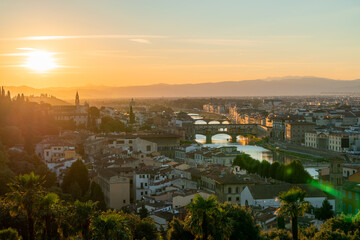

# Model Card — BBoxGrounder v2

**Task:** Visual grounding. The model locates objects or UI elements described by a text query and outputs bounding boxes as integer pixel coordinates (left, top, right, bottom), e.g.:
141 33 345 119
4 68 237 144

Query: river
189 113 321 178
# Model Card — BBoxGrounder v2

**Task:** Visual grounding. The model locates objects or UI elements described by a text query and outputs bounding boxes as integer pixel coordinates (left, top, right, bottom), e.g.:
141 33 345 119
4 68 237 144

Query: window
356 193 359 201
236 197 240 201
141 192 143 195
228 197 232 202
146 145 151 151
145 191 148 195
228 187 232 194
348 191 352 199
123 200 126 203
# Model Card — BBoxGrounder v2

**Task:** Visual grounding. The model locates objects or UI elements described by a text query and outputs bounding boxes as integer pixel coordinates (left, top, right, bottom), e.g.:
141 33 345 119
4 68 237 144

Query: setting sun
24 50 58 73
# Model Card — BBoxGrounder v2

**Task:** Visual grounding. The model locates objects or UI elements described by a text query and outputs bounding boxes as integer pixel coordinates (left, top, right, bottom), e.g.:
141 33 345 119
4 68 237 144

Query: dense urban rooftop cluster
0 89 360 239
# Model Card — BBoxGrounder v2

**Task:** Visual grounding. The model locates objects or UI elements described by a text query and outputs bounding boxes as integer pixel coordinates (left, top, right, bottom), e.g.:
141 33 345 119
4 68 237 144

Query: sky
0 0 359 88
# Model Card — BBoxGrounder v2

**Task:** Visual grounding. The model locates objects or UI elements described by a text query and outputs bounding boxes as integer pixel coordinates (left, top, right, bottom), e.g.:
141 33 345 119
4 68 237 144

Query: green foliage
139 125 152 131
233 153 312 183
0 91 58 148
261 229 293 240
36 192 61 239
71 200 98 239
5 150 57 189
129 106 136 124
0 228 20 240
185 194 259 240
313 229 350 240
61 160 89 199
0 200 28 239
0 168 14 195
315 199 334 221
0 126 23 147
89 182 106 210
138 205 149 219
2 172 360 240
277 187 309 240
100 116 130 132
148 105 173 113
185 195 228 239
125 214 159 240
88 106 100 130
90 210 131 240
300 224 318 240
222 203 261 240
5 172 45 240
168 218 194 240
318 213 360 237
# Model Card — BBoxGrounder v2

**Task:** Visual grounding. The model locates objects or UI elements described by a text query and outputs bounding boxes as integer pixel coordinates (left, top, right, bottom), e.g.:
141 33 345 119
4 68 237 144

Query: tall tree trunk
82 221 90 240
291 215 298 240
45 216 52 240
28 215 35 240
202 213 208 240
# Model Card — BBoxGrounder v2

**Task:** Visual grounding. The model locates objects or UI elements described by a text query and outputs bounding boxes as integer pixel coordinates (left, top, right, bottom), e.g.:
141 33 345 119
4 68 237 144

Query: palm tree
37 192 61 240
90 210 131 240
277 187 309 240
72 200 97 240
185 194 223 240
5 172 45 240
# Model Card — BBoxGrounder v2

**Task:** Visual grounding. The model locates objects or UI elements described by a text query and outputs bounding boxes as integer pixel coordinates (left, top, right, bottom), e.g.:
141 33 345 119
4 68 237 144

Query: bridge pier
230 135 237 143
206 134 212 144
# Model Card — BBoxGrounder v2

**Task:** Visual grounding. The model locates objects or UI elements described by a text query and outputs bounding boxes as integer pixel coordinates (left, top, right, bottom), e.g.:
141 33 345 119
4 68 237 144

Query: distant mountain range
3 77 360 99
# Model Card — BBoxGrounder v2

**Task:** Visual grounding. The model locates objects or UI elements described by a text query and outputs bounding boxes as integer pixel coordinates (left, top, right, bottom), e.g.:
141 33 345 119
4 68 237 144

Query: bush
0 228 20 240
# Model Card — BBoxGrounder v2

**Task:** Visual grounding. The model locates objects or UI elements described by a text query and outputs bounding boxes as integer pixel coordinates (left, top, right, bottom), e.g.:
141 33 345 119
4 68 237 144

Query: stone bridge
192 123 258 143
193 119 231 124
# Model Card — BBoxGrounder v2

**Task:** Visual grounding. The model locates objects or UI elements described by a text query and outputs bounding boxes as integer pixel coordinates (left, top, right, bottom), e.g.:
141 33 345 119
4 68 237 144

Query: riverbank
248 138 329 163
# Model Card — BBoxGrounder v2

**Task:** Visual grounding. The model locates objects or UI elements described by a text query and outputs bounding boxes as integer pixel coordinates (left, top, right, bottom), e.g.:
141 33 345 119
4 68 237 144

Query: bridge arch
193 123 258 144
208 120 221 124
194 119 207 124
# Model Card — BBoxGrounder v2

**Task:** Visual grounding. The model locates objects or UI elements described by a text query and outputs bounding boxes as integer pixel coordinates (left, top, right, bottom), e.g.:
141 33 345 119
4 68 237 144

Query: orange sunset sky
0 0 360 88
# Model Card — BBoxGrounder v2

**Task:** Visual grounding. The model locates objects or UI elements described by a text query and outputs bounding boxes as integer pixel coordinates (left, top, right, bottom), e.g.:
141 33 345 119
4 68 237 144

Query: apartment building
285 122 316 144
97 168 131 209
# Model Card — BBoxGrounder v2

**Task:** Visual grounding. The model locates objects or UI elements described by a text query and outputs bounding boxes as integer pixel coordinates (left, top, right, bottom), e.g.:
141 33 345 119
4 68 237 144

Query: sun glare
24 50 58 72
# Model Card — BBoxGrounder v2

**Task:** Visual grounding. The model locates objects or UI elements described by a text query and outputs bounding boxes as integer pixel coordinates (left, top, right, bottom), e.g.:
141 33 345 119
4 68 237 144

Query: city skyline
1 0 360 88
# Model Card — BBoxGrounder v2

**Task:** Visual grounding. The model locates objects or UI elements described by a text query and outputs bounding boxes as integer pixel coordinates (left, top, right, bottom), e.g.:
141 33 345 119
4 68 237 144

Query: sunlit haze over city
0 1 360 240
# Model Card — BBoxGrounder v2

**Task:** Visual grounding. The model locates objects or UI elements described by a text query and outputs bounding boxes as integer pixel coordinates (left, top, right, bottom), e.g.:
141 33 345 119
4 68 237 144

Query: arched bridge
192 123 258 143
193 119 231 125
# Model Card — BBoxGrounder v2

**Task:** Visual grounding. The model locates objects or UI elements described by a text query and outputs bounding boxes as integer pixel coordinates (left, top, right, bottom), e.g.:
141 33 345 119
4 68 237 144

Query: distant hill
26 94 70 105
4 76 360 99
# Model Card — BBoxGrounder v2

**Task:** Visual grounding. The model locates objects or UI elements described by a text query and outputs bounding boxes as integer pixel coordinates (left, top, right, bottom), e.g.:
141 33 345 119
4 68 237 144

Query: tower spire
75 91 80 106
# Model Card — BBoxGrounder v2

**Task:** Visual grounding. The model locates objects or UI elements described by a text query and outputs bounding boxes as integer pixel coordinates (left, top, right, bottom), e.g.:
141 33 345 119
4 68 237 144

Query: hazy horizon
1 0 360 88
2 75 360 89
3 76 360 99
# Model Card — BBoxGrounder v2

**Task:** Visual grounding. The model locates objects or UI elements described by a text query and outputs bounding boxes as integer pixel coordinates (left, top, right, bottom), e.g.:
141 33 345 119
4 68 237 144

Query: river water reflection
190 113 272 162
189 113 320 178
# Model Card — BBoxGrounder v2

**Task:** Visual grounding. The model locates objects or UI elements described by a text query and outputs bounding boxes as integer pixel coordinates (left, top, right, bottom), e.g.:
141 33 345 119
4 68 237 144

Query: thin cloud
1 34 168 41
179 38 261 46
148 64 267 69
0 48 59 56
130 39 151 44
